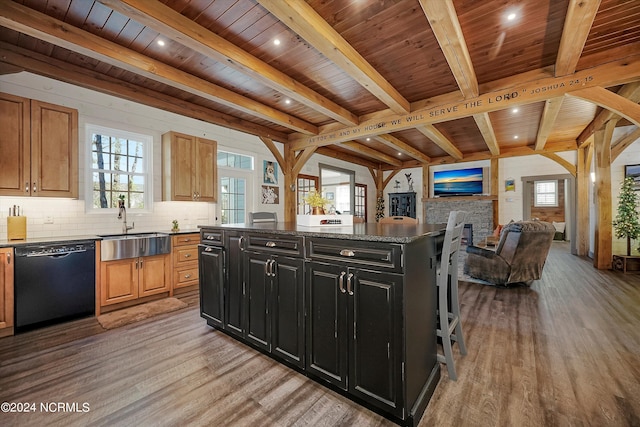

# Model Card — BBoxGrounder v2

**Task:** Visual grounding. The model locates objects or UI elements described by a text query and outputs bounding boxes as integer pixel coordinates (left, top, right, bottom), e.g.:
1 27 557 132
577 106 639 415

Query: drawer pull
183 238 191 242
184 253 192 258
204 247 213 252
184 274 192 279
206 235 216 240
340 249 355 257
266 241 277 248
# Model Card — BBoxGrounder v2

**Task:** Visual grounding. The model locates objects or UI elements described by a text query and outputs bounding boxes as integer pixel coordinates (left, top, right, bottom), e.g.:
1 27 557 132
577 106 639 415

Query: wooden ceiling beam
0 41 289 142
535 96 565 151
419 0 478 98
289 56 640 150
257 0 410 114
577 81 640 146
416 124 463 160
259 137 286 174
98 0 358 127
0 1 317 135
373 134 431 164
555 0 601 76
341 142 403 167
539 152 577 176
611 127 640 162
315 147 380 170
567 86 640 129
472 113 500 155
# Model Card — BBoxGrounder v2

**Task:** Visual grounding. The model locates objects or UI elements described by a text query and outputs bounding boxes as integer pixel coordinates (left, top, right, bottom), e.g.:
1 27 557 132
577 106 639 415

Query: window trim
85 123 153 214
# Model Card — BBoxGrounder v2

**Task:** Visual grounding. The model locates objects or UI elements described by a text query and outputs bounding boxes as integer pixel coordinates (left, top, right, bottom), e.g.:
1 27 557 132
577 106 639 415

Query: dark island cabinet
244 251 305 367
224 231 244 338
306 261 403 417
198 244 224 328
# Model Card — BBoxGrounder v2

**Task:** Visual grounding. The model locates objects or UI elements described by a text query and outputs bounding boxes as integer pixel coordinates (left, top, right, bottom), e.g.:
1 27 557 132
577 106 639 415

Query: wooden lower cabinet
172 233 200 290
0 248 14 337
100 254 170 306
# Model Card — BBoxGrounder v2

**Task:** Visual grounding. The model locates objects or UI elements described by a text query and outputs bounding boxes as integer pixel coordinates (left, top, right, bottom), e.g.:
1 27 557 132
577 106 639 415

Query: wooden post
593 120 615 269
576 146 590 256
283 146 296 223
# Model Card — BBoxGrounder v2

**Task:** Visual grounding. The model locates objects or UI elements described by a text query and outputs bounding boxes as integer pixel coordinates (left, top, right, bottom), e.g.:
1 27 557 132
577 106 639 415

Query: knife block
7 216 27 240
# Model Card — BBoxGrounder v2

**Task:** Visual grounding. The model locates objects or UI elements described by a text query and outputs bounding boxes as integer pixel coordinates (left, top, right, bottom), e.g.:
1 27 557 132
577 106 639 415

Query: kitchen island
198 222 445 426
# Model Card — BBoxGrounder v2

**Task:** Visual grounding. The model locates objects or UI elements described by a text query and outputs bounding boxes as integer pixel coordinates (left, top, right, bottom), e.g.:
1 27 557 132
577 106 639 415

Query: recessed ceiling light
512 108 519 113
366 138 371 141
507 12 517 21
398 152 402 156
284 99 291 104
514 135 519 139
157 40 165 46
273 39 281 46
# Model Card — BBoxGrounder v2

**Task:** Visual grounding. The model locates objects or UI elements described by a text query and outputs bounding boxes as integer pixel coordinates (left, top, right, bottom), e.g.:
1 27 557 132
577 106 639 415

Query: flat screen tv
433 167 483 196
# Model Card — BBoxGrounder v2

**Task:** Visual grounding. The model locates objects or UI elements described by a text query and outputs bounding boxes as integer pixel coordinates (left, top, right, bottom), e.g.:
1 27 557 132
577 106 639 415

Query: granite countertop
0 228 208 248
200 222 446 243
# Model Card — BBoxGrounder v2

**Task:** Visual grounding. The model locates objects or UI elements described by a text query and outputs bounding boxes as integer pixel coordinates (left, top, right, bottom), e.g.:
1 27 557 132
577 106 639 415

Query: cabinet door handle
266 241 277 248
25 181 30 193
340 249 355 257
264 259 270 276
139 259 143 268
270 259 276 277
346 273 354 296
193 192 197 200
338 271 346 293
135 260 138 269
6 253 10 264
32 182 37 192
238 236 245 251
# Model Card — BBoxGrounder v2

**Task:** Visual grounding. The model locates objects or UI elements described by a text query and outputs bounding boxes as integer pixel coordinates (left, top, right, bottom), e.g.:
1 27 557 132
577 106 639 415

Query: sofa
463 220 556 286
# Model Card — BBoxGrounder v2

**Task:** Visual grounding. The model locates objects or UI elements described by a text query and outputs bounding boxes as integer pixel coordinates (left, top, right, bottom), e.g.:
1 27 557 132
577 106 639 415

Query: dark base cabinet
198 225 443 427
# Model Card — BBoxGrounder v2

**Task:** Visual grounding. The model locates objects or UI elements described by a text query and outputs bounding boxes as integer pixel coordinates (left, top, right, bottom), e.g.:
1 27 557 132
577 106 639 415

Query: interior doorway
522 174 576 254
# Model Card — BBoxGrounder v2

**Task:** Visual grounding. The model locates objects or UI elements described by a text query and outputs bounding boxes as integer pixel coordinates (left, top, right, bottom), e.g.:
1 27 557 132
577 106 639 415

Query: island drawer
201 230 224 246
306 238 403 272
244 233 304 257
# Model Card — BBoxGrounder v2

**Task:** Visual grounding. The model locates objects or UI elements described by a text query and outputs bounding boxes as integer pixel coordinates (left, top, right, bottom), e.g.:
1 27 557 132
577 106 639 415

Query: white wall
0 72 375 239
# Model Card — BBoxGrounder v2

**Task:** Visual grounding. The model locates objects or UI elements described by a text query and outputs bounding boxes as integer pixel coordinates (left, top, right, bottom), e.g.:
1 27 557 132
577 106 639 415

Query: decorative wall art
625 164 640 191
505 178 516 192
261 185 279 204
263 160 278 185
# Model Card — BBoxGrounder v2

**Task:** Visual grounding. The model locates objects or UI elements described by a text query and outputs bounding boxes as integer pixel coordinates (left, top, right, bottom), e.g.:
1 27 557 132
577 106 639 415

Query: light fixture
591 172 596 183
514 135 519 139
512 107 519 113
157 40 165 46
507 12 517 21
273 39 281 46
366 137 371 141
284 99 291 104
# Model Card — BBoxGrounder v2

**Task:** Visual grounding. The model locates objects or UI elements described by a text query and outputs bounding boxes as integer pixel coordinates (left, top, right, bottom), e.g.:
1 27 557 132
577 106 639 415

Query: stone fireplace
425 199 495 245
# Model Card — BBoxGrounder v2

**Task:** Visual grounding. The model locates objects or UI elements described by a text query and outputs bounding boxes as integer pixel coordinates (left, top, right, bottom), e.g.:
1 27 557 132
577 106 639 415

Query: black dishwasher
14 240 95 331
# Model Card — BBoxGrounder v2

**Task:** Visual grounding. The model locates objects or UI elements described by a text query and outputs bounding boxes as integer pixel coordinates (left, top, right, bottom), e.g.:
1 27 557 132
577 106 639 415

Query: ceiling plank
611 127 640 162
289 56 640 150
257 0 410 114
416 124 463 160
419 0 478 98
472 113 500 155
535 96 565 151
555 0 601 76
0 41 289 141
567 86 640 128
98 0 358 126
0 1 318 135
373 134 431 163
341 142 403 167
577 81 640 146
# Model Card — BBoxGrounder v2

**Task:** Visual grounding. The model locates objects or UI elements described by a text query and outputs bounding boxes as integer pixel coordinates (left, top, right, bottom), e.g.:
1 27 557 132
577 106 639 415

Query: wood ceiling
1 0 639 171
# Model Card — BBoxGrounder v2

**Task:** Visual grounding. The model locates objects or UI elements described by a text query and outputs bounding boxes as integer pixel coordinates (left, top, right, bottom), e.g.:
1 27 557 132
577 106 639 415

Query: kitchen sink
99 232 171 261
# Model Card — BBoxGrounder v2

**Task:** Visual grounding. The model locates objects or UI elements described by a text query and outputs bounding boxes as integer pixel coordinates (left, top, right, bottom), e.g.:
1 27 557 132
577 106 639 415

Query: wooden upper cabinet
162 131 217 202
0 93 78 198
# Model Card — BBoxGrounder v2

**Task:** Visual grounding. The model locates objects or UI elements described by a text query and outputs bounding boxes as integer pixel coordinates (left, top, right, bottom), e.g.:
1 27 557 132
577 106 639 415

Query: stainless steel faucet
118 201 134 234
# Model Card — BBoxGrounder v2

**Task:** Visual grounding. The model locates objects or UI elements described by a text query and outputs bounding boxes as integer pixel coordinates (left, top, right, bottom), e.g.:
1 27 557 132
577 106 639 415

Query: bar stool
437 210 468 380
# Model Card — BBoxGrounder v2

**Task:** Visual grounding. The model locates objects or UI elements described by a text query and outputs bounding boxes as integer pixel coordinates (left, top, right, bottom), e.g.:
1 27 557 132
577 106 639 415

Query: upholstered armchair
463 220 556 286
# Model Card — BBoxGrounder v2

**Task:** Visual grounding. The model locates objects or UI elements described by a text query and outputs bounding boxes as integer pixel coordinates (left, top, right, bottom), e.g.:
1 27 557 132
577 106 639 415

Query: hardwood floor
1 243 639 426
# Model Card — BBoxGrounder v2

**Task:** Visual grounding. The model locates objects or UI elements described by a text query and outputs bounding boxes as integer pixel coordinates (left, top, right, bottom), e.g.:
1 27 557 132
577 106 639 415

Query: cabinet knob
184 274 191 279
184 253 191 258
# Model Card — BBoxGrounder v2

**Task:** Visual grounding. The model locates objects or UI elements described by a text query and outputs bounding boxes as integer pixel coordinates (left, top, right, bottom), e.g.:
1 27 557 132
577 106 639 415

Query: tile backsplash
0 196 216 240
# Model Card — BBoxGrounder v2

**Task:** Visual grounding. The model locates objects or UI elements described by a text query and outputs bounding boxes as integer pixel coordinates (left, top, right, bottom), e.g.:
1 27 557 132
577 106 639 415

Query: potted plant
303 190 330 215
171 219 180 232
613 176 640 256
